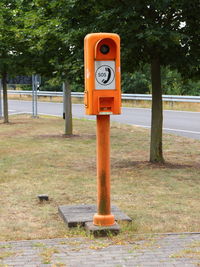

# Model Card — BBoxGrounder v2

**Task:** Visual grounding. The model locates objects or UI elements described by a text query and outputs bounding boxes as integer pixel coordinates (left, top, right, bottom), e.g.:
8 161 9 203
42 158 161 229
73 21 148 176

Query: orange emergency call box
84 33 121 115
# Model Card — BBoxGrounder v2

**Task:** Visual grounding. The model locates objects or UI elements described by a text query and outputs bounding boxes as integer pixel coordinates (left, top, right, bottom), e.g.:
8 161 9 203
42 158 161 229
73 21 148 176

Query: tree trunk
63 80 73 135
0 79 3 119
2 72 9 123
150 57 164 163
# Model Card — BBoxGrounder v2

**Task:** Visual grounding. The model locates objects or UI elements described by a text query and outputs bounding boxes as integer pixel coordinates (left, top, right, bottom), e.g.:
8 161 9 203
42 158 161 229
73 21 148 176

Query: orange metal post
84 33 121 227
93 115 115 226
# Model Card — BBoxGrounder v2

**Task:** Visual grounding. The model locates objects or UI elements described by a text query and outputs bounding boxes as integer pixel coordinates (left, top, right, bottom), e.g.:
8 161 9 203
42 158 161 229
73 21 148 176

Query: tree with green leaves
0 0 31 123
21 0 199 158
76 0 199 162
21 0 89 135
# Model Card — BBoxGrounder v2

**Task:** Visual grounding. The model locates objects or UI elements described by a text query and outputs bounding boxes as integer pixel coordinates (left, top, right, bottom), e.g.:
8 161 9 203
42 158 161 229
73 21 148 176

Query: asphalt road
8 99 200 140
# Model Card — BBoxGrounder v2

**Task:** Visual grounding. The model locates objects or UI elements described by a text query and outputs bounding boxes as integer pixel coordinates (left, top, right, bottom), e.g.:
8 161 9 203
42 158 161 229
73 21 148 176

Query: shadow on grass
36 134 96 139
0 119 31 125
36 134 81 139
113 160 196 170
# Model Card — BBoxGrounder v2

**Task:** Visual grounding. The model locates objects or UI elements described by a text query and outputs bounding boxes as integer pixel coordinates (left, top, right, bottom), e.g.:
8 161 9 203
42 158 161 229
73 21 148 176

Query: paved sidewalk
0 233 200 266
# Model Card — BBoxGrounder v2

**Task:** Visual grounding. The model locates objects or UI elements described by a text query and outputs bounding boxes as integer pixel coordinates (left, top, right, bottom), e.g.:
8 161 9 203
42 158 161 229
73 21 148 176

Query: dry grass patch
40 247 59 264
0 114 200 241
0 251 16 260
170 241 200 263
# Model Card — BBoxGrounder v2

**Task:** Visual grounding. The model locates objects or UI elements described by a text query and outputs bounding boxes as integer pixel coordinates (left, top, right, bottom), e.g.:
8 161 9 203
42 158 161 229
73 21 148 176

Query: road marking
9 112 27 115
164 109 200 114
9 100 200 114
122 107 200 114
9 110 200 136
163 127 200 135
8 101 200 137
123 107 200 114
23 111 200 136
133 124 200 135
35 112 60 117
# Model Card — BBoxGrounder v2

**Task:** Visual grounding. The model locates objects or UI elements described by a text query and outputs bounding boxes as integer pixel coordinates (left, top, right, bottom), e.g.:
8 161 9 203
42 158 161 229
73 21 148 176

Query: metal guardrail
8 90 83 98
7 90 200 103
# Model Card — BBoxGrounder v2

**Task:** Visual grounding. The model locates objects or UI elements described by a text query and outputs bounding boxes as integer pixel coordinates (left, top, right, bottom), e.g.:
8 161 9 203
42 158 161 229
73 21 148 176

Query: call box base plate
85 221 120 237
58 204 132 228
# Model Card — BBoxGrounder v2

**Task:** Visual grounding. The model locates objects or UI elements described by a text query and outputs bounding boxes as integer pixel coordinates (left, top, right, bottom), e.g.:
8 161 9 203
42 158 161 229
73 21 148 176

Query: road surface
7 99 200 140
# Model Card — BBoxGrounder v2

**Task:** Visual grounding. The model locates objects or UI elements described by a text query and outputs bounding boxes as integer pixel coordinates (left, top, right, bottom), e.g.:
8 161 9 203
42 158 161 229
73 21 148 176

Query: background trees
1 0 199 161
75 0 199 162
0 0 32 123
29 0 199 161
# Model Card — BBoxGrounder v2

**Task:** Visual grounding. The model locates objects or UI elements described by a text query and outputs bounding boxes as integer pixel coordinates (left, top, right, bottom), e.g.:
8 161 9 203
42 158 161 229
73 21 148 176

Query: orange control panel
84 33 121 115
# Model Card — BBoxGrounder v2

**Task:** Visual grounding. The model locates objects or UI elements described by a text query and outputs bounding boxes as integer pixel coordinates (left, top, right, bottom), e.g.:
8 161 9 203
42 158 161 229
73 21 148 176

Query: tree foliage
19 0 200 87
87 0 199 162
1 0 199 158
0 0 33 122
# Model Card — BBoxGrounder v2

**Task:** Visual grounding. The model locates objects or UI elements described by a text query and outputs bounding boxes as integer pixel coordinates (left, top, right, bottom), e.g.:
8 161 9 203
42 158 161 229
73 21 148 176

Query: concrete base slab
58 204 132 227
85 221 120 237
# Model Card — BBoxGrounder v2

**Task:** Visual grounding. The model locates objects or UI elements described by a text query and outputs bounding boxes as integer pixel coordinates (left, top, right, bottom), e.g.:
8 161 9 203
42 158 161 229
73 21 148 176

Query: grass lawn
0 115 200 241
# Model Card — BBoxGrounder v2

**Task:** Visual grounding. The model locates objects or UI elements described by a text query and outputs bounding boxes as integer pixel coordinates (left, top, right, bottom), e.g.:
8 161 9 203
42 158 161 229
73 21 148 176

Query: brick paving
0 233 200 266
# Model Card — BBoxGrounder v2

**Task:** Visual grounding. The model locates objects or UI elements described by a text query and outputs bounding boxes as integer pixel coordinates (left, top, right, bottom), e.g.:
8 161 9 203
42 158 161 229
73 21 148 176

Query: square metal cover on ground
58 204 132 227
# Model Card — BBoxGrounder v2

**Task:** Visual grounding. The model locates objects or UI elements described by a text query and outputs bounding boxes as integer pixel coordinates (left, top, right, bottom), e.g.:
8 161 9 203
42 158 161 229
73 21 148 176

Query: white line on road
133 124 200 135
164 127 200 135
9 112 27 115
26 112 200 136
34 112 61 117
123 106 200 114
9 107 200 137
9 100 200 114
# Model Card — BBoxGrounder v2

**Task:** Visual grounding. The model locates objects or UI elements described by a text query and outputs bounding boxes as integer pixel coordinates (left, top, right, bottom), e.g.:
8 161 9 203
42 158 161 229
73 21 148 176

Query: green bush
122 72 150 94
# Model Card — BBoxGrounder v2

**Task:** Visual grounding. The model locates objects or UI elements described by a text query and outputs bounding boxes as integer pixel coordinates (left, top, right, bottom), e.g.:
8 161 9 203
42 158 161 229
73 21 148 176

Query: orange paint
93 115 115 226
84 33 121 226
